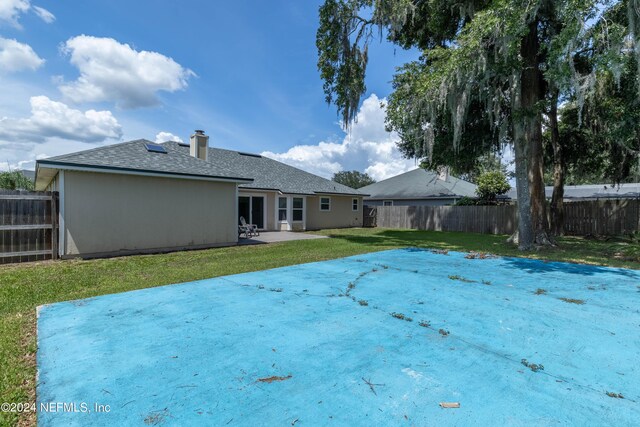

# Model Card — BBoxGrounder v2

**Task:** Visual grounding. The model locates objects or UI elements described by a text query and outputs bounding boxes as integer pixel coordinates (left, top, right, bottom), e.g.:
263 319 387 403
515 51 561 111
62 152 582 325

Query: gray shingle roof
18 169 35 180
360 168 477 200
37 139 252 182
172 142 363 195
506 183 640 200
36 139 365 196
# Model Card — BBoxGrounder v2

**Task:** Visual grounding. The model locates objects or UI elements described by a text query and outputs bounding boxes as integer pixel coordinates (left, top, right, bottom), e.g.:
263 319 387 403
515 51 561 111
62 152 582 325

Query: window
383 200 393 206
292 197 303 221
278 197 287 221
320 197 331 211
352 198 359 211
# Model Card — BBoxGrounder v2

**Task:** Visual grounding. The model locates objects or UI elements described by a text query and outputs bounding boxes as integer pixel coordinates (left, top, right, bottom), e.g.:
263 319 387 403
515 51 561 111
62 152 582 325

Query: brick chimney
190 130 209 161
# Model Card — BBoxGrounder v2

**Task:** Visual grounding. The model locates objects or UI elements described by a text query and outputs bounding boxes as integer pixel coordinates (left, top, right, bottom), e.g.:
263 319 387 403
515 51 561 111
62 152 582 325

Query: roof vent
144 142 167 154
177 141 190 147
238 152 262 158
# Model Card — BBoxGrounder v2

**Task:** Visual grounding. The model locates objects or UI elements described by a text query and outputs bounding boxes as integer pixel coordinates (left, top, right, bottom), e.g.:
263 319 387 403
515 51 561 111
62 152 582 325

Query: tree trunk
548 89 565 236
511 114 534 249
521 19 553 247
510 63 534 250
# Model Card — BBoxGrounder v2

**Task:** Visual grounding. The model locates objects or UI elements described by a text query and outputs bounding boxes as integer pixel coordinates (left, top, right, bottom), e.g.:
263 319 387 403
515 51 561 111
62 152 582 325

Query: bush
454 196 478 206
0 171 34 190
475 171 510 203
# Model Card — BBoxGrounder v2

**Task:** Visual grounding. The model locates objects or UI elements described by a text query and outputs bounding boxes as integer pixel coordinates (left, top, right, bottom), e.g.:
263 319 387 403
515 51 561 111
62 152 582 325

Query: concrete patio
238 231 328 245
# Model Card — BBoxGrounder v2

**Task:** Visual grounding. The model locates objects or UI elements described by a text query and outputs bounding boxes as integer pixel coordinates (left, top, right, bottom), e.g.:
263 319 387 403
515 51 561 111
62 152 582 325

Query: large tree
543 2 640 235
332 170 376 188
317 0 640 250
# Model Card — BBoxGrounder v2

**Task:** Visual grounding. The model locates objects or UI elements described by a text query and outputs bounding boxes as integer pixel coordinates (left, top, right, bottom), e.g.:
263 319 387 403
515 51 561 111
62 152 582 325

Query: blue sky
0 0 420 179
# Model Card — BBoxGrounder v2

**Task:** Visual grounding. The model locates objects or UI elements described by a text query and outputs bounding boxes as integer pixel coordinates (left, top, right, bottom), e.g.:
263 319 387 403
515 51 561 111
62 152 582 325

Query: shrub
475 171 510 204
454 196 477 206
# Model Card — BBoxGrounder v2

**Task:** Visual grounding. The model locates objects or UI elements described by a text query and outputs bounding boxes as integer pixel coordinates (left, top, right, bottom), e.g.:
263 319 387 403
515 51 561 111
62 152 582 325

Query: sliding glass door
238 195 265 229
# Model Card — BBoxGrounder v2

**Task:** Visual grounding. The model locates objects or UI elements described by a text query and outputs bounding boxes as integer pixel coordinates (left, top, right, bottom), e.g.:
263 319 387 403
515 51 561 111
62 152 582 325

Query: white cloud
155 131 183 143
32 5 54 23
0 0 54 27
0 153 47 172
0 37 44 72
261 94 417 181
59 35 195 108
0 95 122 143
0 0 29 27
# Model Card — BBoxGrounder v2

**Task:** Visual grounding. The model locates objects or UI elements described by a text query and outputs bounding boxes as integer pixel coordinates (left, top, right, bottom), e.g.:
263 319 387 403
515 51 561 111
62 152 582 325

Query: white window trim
292 197 304 223
352 198 359 211
274 195 307 231
277 196 288 223
383 200 394 206
319 196 331 212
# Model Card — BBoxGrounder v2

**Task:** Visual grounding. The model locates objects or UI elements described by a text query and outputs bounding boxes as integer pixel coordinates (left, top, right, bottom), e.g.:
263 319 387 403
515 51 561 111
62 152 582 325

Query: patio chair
238 224 252 239
239 216 260 237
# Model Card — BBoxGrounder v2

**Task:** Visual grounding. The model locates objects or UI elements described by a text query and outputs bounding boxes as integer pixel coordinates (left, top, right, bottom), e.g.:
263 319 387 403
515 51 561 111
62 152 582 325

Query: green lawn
1 228 639 426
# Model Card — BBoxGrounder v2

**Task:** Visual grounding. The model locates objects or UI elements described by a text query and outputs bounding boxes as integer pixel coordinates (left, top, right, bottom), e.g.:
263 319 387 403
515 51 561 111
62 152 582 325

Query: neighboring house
35 131 365 258
18 169 36 181
506 183 640 201
360 168 477 207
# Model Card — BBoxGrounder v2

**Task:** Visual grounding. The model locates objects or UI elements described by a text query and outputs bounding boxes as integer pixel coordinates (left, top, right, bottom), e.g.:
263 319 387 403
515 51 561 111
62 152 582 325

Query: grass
1 227 639 426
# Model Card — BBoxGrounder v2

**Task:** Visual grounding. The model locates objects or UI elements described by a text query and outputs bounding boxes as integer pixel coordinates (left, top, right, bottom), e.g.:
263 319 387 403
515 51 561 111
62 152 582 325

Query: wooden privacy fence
0 190 59 264
563 199 640 236
373 204 518 235
370 199 640 236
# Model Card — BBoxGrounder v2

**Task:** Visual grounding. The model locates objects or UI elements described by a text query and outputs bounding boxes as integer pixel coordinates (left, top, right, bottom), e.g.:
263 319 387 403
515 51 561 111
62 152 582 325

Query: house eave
35 160 253 190
313 191 368 197
364 195 462 200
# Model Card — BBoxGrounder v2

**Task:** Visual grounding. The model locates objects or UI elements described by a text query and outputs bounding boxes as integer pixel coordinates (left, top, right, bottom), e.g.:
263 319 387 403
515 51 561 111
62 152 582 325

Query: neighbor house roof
506 183 640 200
360 168 477 200
18 169 35 181
35 139 365 196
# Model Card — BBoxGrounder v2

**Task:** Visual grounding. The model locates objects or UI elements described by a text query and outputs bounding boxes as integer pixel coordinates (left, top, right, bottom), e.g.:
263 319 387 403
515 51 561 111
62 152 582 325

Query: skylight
144 143 167 154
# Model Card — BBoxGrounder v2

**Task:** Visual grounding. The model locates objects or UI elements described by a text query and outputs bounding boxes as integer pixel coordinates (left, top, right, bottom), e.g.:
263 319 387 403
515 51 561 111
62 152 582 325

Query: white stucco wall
62 171 238 257
306 195 363 230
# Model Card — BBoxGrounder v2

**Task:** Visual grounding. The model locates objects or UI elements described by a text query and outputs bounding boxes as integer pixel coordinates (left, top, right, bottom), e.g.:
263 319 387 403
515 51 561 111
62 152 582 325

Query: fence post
51 192 59 260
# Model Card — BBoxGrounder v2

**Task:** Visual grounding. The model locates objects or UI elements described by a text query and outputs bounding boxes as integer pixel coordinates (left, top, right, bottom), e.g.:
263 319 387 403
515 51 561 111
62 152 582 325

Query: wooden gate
363 205 377 227
0 190 59 264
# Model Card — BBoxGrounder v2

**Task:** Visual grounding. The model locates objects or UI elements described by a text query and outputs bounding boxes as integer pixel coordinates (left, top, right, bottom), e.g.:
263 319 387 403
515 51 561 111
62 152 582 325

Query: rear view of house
35 131 365 258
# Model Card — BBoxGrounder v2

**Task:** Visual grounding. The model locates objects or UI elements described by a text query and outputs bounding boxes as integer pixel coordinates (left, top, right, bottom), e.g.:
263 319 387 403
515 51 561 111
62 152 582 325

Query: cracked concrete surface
37 248 640 426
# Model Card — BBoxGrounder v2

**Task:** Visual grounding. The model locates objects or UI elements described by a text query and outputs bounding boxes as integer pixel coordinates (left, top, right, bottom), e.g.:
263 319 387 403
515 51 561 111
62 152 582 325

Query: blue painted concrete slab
37 249 640 426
